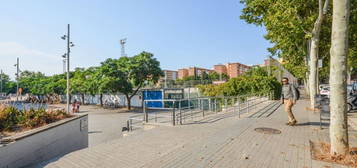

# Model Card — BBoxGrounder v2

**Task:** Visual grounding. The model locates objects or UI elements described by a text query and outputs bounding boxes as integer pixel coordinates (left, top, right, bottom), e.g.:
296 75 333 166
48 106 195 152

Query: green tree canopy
240 0 357 82
98 51 163 109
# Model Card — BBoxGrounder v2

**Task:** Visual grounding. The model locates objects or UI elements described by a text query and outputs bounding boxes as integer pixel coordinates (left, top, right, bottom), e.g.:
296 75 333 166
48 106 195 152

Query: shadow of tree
294 122 329 127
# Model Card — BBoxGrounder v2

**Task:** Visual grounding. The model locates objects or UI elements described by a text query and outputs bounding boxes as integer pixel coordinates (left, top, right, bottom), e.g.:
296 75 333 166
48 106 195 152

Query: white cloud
0 42 63 80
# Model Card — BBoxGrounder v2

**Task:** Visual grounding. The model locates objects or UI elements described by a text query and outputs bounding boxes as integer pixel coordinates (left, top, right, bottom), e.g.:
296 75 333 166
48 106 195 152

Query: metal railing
126 93 274 131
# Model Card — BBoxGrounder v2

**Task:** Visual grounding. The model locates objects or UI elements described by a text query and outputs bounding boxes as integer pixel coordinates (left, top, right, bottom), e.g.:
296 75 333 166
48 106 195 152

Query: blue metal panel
143 90 163 108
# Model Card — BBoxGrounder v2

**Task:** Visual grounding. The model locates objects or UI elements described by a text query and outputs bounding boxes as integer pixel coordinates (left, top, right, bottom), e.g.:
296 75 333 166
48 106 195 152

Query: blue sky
0 0 271 80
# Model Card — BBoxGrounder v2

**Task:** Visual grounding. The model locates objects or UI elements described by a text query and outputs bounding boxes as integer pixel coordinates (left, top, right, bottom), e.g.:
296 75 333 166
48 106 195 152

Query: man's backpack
292 85 300 100
295 88 300 100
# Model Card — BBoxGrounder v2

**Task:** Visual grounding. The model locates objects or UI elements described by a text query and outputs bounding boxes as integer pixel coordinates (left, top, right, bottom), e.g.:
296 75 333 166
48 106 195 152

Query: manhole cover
254 127 281 134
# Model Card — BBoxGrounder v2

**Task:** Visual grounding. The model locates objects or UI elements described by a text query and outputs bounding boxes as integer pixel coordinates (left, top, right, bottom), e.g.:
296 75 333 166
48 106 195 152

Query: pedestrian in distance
76 100 81 112
281 77 298 126
72 99 77 113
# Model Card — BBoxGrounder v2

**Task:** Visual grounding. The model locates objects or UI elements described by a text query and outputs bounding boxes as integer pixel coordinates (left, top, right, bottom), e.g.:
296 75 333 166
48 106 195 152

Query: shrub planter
0 114 88 168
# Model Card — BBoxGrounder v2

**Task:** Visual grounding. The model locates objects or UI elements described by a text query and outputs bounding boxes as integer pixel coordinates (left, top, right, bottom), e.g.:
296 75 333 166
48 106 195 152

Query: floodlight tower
120 38 127 57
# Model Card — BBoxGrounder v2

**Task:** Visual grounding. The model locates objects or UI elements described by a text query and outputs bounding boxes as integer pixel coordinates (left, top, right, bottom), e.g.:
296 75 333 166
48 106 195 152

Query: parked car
319 84 329 91
320 87 330 97
348 84 353 95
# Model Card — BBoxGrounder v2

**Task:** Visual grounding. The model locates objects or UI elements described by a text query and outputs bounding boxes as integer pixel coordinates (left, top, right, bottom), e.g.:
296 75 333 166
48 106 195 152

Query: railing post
202 99 205 117
233 97 235 114
179 100 182 125
214 98 217 113
188 98 191 110
209 98 211 111
172 100 176 126
247 96 250 113
238 96 241 118
225 98 227 112
143 101 148 123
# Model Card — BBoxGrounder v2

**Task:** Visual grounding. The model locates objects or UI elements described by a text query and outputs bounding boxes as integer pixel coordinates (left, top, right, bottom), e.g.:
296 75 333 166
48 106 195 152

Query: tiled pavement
39 100 357 168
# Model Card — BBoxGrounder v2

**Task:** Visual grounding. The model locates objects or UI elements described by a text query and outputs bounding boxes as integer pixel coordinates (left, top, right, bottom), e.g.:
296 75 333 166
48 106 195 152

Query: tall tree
329 0 350 155
99 52 163 110
308 0 330 108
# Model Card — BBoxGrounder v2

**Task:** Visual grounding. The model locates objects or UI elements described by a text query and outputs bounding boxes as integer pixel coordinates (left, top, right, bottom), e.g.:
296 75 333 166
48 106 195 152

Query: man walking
281 77 297 126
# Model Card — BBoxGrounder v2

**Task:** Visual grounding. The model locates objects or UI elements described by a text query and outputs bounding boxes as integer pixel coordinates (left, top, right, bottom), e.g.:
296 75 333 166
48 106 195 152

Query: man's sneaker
290 120 297 126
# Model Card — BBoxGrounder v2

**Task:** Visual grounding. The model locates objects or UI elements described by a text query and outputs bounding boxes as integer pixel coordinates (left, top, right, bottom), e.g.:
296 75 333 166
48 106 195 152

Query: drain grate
254 127 281 134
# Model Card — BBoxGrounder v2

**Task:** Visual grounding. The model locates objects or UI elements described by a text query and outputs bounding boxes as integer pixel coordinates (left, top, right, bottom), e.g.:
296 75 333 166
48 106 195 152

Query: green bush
198 67 282 99
0 105 71 132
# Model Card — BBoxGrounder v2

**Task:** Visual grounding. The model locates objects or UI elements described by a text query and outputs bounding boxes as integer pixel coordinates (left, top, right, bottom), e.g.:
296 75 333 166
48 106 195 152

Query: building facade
178 69 189 79
213 63 251 78
162 70 178 81
177 62 251 80
178 67 212 79
213 64 227 74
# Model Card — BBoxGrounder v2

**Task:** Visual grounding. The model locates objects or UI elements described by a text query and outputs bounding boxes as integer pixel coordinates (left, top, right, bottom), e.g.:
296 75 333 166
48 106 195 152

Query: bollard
130 119 133 131
127 120 130 132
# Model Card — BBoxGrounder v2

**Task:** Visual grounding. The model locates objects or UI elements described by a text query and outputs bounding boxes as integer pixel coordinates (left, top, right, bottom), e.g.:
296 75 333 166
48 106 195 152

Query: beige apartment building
162 70 178 81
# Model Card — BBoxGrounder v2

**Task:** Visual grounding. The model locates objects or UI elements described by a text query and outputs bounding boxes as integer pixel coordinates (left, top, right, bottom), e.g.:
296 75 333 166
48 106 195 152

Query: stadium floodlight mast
120 38 127 57
61 24 75 114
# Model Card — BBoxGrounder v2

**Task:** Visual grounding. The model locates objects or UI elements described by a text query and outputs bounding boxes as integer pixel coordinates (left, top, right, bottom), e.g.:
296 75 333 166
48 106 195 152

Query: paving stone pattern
40 100 357 168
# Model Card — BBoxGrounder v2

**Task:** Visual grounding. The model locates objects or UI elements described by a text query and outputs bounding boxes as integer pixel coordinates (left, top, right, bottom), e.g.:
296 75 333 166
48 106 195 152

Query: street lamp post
61 24 74 114
14 58 20 101
62 54 67 73
0 69 3 94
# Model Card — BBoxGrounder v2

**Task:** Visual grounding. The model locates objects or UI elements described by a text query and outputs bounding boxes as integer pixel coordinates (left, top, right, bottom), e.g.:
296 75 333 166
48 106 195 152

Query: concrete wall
0 115 88 168
62 94 142 107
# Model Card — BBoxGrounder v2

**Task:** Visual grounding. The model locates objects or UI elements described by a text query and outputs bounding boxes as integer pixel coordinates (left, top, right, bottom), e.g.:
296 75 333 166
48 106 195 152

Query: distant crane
120 38 127 57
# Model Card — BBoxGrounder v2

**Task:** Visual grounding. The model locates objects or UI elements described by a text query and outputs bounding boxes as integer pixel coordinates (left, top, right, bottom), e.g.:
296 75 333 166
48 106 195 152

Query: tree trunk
125 94 131 110
100 94 103 107
81 94 85 105
309 0 330 108
347 67 352 84
304 77 310 96
329 0 350 155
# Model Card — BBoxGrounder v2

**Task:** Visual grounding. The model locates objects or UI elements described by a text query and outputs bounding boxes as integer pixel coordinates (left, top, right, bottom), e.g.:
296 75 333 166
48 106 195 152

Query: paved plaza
37 99 357 168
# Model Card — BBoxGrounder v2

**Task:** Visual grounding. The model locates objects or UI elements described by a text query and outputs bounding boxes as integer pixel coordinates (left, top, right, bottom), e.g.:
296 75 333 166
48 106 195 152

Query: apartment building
213 62 251 78
178 69 189 79
178 67 212 79
162 70 178 81
213 64 227 74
